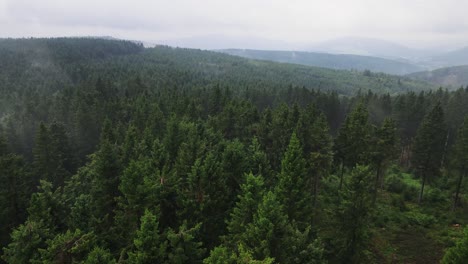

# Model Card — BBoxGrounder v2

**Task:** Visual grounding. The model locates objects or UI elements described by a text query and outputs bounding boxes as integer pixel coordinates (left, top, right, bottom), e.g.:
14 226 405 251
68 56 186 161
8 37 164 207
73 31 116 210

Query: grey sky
1 0 468 49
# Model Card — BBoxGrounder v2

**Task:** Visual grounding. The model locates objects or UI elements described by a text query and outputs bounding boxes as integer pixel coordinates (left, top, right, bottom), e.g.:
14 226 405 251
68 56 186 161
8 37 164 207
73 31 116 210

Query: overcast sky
1 0 468 50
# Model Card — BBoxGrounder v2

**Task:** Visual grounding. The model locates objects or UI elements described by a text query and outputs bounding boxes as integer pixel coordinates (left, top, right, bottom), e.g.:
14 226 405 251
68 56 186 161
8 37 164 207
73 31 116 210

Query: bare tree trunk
339 162 345 190
372 163 381 205
441 131 450 168
453 168 466 211
418 172 426 204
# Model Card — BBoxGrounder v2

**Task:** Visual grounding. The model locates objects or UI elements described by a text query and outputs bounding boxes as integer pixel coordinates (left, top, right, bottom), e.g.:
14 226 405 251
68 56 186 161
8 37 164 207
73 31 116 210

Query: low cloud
2 0 468 49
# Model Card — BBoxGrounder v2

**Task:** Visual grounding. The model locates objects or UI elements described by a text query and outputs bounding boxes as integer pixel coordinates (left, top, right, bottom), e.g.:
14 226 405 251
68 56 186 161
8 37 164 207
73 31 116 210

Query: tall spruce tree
452 115 468 209
275 132 313 226
412 102 446 203
335 102 372 189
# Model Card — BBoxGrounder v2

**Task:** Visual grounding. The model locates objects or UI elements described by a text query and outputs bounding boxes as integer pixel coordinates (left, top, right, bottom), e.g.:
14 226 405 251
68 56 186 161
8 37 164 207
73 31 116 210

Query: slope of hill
407 65 468 88
308 36 434 60
426 46 468 68
219 49 424 75
0 37 434 98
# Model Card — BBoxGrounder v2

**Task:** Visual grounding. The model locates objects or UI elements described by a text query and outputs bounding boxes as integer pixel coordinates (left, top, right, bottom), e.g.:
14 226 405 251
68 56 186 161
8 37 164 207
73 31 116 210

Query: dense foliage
1 38 468 263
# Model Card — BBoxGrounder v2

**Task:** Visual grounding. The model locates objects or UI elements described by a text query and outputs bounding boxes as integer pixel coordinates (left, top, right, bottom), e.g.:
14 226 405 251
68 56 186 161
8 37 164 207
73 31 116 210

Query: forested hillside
219 49 424 75
407 65 468 88
2 38 468 264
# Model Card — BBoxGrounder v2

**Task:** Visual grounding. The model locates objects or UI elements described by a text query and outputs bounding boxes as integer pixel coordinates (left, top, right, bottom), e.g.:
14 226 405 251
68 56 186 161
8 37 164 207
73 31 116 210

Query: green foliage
83 247 116 264
39 229 95 263
275 132 313 224
203 244 274 264
128 209 167 264
442 227 468 264
412 102 446 202
226 173 265 244
2 220 50 264
2 37 468 264
336 165 375 263
166 222 205 264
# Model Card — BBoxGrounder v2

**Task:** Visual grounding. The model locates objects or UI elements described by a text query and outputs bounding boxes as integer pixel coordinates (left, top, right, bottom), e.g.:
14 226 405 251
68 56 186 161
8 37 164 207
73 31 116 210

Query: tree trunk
441 131 450 168
453 168 466 210
418 172 426 204
339 162 345 190
372 163 381 205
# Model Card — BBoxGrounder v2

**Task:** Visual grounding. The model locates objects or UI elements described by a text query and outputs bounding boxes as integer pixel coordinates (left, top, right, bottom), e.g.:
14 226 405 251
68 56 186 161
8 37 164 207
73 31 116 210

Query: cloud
1 0 468 49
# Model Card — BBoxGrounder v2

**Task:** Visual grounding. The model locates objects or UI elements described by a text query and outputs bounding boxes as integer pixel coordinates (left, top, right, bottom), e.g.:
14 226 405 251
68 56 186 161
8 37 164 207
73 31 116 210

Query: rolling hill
218 49 424 75
407 65 468 88
0 37 435 98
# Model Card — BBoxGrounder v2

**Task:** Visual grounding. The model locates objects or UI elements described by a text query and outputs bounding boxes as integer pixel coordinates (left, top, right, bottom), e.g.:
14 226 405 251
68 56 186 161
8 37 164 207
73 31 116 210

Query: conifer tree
275 132 313 225
39 229 95 263
412 103 446 203
371 118 397 202
226 173 265 244
452 115 468 209
128 209 167 264
166 222 205 264
204 244 274 264
2 220 50 263
243 191 290 262
84 247 116 264
335 102 372 189
0 135 30 248
337 165 374 263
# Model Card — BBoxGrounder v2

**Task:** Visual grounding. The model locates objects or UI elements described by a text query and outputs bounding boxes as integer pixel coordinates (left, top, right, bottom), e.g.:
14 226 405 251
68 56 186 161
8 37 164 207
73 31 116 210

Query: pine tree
204 244 274 264
84 247 116 264
335 102 372 189
2 220 50 263
337 165 374 263
32 123 52 185
39 229 95 263
0 135 30 248
452 115 468 209
128 209 167 264
412 103 446 203
226 173 265 244
275 132 313 225
166 222 205 264
243 191 290 262
371 118 397 202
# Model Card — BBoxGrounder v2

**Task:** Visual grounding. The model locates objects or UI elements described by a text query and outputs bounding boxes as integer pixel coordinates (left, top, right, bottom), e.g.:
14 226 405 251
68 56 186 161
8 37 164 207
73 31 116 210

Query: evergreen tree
412 103 446 203
166 222 205 264
335 102 372 189
204 244 274 264
0 135 30 249
2 220 50 263
84 247 116 264
243 191 290 262
128 209 167 264
337 165 374 263
370 118 397 202
275 132 313 225
452 115 468 209
39 229 95 263
226 173 265 244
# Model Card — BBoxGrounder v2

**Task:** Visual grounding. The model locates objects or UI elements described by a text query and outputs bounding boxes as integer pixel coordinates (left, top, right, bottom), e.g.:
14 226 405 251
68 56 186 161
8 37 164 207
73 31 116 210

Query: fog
2 0 468 51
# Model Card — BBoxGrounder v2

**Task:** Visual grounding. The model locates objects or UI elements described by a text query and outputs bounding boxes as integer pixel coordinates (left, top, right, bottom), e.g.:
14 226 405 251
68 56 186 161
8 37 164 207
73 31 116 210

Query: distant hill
425 46 468 68
0 37 434 97
218 49 424 75
407 65 468 88
307 37 435 60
